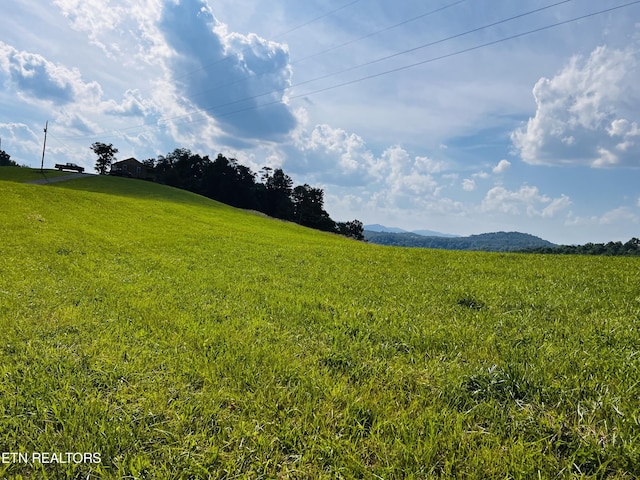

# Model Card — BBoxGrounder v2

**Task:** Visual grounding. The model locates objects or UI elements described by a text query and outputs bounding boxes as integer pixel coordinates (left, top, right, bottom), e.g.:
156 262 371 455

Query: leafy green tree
624 238 640 255
91 142 118 175
142 158 156 169
337 220 365 241
292 184 335 232
0 150 17 167
155 149 211 193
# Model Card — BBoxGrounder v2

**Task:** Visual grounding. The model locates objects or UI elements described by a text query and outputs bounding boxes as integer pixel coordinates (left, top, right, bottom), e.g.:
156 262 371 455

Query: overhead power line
287 1 640 101
288 0 575 92
273 0 362 39
180 0 469 106
54 0 640 143
291 0 468 66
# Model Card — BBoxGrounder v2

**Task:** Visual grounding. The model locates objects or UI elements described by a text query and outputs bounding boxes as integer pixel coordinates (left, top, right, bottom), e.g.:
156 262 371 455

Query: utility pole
40 121 48 172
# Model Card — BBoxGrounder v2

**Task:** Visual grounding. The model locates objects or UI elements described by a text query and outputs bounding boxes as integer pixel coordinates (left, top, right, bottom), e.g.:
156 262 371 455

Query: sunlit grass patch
1 177 639 478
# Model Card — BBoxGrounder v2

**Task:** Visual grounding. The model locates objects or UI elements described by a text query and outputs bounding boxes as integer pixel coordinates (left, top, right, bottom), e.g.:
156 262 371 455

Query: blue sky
1 0 639 244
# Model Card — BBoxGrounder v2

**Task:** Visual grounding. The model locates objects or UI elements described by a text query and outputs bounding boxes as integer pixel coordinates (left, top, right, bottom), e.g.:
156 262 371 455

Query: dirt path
25 173 93 185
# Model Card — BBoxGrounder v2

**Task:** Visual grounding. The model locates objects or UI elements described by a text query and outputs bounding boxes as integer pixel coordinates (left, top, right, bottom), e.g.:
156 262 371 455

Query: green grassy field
1 168 639 479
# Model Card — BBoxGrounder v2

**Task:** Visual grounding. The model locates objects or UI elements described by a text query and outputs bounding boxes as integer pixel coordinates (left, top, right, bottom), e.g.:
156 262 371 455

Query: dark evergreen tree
154 153 179 187
234 164 259 209
264 168 294 220
202 154 237 205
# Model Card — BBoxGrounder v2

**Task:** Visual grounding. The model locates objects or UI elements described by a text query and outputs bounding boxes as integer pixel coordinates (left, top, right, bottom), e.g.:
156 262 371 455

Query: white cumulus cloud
53 0 165 63
462 179 476 191
0 41 102 105
289 122 378 185
0 122 41 159
382 145 440 197
568 207 639 227
159 0 296 140
493 159 511 174
481 185 571 218
511 44 640 168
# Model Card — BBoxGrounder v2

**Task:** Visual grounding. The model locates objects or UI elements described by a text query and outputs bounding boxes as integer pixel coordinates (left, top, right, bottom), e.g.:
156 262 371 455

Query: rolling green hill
1 169 640 478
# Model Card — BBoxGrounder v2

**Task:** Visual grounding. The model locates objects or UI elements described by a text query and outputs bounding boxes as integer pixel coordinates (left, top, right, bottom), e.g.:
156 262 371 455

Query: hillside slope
1 174 639 478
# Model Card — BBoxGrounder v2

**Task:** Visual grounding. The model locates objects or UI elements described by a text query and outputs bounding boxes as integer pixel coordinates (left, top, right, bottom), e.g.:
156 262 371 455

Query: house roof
112 157 142 166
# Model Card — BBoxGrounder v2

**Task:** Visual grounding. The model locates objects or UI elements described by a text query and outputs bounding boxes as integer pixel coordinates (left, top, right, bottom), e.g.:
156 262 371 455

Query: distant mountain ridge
364 224 459 237
364 230 556 252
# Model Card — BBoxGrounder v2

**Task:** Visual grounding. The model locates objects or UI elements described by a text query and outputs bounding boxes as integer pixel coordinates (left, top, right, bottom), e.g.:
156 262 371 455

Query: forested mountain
364 230 556 252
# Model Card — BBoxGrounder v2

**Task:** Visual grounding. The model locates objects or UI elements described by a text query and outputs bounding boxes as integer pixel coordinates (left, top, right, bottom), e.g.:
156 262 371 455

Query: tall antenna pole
40 121 48 172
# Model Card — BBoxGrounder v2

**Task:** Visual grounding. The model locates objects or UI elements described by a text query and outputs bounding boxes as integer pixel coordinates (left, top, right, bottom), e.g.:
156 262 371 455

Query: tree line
519 238 640 256
92 143 364 240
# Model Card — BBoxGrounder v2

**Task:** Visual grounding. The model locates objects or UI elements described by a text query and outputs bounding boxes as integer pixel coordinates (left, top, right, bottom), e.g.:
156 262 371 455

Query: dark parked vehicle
54 162 84 173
